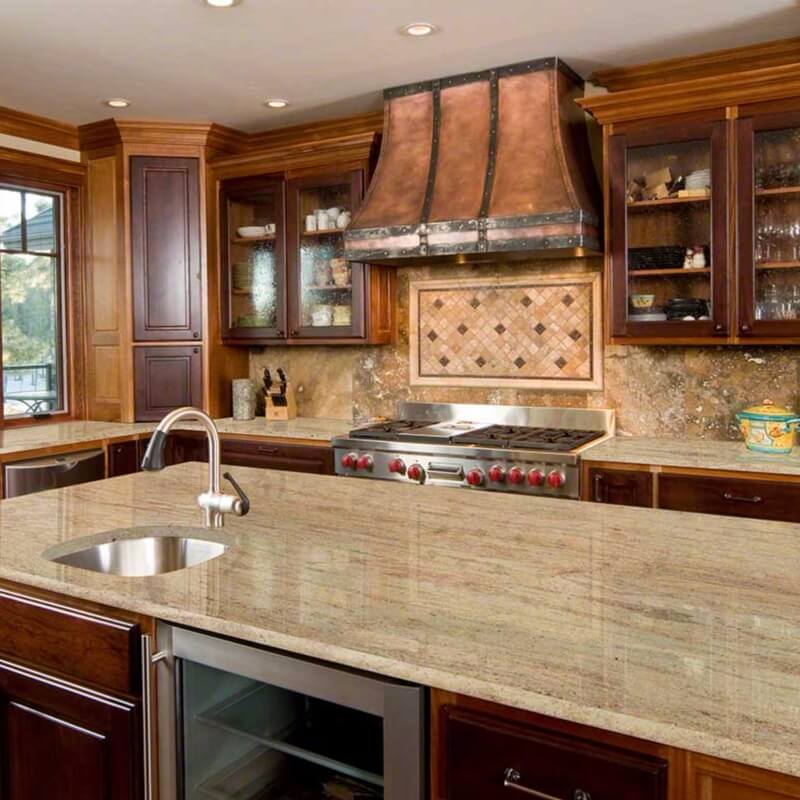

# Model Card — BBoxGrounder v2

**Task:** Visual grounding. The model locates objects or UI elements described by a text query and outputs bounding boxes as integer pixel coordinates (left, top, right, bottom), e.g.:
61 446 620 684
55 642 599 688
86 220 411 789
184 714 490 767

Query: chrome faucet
141 407 250 528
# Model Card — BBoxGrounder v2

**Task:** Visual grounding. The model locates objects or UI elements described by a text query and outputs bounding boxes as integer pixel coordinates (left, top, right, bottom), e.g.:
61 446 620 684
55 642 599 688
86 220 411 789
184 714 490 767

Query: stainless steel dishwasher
4 448 105 498
148 623 425 800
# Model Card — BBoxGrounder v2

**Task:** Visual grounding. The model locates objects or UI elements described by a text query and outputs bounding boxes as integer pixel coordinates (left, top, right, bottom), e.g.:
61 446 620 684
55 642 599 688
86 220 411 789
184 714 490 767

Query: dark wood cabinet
658 473 800 523
108 440 139 477
736 100 800 342
220 438 335 474
133 345 202 421
130 156 202 342
0 659 140 800
433 692 670 800
687 753 800 800
586 466 653 507
608 114 730 344
0 585 146 800
219 167 394 345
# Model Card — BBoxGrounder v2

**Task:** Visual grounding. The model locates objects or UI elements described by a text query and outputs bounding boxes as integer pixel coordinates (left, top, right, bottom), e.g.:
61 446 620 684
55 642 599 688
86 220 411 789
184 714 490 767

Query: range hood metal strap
479 68 499 226
420 78 441 236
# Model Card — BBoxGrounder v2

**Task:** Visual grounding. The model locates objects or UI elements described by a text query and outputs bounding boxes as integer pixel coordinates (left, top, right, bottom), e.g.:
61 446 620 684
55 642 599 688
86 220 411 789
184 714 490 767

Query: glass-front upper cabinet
737 107 800 338
221 177 286 340
286 170 366 340
609 118 729 341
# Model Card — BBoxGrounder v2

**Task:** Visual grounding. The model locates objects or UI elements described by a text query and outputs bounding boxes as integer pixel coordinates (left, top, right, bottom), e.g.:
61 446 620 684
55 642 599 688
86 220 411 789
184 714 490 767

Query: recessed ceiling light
206 0 239 6
265 98 289 109
401 22 437 37
105 98 130 108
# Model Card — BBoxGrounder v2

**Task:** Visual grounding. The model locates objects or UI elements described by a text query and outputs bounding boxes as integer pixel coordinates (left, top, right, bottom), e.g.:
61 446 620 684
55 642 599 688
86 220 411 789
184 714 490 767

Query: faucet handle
223 471 250 516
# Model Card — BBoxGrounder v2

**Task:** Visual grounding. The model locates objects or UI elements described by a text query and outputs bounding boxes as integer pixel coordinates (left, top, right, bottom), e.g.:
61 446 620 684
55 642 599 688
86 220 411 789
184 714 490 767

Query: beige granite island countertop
584 435 800 477
207 416 352 442
0 463 798 777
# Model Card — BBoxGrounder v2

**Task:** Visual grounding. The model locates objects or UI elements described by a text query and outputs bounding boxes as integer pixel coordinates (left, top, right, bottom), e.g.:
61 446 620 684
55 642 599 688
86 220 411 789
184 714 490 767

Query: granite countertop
584 436 800 477
0 417 349 461
0 463 798 777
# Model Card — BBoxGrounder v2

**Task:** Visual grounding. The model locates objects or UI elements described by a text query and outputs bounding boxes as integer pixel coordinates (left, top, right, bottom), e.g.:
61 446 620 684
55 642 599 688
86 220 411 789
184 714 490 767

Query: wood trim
0 104 79 151
686 751 800 799
579 63 800 125
591 37 800 92
247 111 383 152
0 145 84 184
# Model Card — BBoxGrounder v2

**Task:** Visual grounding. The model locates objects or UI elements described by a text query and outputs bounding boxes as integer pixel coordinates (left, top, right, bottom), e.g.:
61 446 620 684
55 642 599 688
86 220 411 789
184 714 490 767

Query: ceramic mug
336 210 352 229
264 223 276 235
315 210 331 230
305 214 317 232
326 206 343 221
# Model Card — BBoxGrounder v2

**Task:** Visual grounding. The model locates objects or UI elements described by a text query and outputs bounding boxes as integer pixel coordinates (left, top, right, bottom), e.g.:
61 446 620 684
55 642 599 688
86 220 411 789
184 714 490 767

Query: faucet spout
140 407 248 528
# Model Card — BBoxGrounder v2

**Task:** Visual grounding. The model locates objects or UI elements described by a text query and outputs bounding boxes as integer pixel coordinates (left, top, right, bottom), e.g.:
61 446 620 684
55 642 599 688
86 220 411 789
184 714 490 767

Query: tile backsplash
249 257 800 440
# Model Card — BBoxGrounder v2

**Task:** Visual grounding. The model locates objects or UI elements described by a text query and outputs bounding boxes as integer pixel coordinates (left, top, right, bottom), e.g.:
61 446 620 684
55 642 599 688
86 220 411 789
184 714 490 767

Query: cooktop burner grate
451 425 605 451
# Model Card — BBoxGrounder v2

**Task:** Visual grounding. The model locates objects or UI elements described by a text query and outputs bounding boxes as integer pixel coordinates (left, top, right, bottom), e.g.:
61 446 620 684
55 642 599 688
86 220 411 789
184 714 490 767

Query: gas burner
452 425 604 452
349 420 437 441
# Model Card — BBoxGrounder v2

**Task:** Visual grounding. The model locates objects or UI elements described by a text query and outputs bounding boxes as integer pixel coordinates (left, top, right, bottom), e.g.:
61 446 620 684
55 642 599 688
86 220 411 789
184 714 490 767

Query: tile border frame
409 272 603 390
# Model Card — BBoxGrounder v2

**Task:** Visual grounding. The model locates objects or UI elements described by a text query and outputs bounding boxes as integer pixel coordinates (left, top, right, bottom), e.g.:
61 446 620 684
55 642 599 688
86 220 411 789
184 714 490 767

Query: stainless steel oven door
153 621 425 800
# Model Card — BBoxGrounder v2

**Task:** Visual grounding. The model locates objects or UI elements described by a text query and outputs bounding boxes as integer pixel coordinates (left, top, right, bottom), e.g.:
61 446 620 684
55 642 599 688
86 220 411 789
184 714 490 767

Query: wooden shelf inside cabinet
304 284 352 291
301 228 344 237
756 260 800 270
627 195 710 209
755 186 800 197
231 235 276 244
629 267 711 276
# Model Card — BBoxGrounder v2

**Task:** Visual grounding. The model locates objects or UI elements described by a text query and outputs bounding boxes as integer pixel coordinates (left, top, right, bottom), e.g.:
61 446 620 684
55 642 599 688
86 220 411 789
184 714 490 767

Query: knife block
265 385 297 421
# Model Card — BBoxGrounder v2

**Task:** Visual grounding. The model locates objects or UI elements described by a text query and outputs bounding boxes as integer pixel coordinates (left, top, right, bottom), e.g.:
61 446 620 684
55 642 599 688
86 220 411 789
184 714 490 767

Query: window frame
0 147 86 429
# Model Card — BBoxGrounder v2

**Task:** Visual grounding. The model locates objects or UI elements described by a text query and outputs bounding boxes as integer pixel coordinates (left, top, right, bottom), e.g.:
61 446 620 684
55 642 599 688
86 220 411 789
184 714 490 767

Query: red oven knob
388 458 406 474
341 453 358 469
488 465 506 483
407 463 424 482
466 468 485 486
547 469 566 489
527 469 544 486
508 466 524 485
356 454 374 471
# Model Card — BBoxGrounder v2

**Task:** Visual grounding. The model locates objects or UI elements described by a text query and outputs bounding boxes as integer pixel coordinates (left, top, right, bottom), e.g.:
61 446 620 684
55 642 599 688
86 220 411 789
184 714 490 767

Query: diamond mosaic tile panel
409 274 602 390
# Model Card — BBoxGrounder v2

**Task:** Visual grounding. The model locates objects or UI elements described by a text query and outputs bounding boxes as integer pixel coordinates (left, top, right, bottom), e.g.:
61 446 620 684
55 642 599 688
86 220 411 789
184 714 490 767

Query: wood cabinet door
285 169 367 341
133 346 202 421
0 659 140 800
736 105 800 341
108 440 138 477
688 754 800 800
587 466 653 507
608 115 729 343
131 156 202 342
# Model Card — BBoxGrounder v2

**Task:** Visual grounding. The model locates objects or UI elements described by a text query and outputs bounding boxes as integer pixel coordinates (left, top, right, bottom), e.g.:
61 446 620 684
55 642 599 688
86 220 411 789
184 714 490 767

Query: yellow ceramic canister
735 400 800 454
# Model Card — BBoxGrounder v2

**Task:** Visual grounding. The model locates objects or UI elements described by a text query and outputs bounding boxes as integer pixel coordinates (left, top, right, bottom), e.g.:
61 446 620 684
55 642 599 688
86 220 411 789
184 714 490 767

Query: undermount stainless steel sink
42 526 231 577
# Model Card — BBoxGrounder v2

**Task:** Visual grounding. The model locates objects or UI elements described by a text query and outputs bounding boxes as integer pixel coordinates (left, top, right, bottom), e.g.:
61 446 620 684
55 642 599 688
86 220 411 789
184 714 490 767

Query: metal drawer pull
723 492 762 504
257 446 279 454
503 768 591 800
593 473 604 502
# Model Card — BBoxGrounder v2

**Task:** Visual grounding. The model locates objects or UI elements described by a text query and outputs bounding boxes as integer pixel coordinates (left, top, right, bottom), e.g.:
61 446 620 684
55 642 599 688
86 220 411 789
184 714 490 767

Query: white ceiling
0 0 796 132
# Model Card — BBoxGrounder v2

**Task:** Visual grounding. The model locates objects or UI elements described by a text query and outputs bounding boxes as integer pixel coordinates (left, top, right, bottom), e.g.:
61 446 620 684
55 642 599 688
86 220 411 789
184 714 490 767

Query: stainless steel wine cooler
150 623 425 800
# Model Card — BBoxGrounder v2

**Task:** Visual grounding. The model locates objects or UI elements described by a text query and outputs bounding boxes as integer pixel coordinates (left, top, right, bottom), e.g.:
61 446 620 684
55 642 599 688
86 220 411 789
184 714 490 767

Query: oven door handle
427 463 464 479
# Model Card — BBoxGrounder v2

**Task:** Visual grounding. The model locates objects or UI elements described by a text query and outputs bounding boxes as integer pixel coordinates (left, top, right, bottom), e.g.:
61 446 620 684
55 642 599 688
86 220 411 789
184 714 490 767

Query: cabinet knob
192 331 200 339
290 329 299 336
713 323 724 333
275 329 284 337
740 324 751 333
192 347 199 354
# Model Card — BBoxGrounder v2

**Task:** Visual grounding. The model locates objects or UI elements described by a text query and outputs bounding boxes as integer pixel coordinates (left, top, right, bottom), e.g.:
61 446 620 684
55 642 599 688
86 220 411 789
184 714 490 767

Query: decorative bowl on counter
735 400 800 454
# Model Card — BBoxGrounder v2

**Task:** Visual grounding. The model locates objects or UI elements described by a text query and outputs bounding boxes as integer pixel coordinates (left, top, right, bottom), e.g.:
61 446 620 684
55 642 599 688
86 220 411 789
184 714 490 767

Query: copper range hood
344 58 601 265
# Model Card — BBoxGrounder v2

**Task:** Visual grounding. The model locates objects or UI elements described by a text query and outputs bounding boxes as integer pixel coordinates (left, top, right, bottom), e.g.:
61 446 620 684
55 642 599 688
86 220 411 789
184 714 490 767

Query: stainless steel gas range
333 402 615 499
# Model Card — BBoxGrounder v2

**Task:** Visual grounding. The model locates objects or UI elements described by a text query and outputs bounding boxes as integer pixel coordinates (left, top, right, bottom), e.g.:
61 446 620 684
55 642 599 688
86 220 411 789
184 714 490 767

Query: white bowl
237 226 266 238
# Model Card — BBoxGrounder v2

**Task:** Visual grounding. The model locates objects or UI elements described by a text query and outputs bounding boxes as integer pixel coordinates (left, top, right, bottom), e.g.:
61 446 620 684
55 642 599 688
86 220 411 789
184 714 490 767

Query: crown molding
245 110 384 151
0 144 86 185
590 36 800 92
579 62 800 124
0 105 79 151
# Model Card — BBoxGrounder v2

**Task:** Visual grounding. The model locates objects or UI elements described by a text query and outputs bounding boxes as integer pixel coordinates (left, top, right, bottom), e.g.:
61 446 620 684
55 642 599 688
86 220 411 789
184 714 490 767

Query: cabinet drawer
587 467 653 507
442 706 667 800
0 589 140 695
108 440 138 477
221 438 334 475
659 474 800 523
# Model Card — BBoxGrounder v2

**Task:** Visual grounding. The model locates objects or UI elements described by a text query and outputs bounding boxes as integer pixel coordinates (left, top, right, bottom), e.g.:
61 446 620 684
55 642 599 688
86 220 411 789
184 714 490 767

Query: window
0 185 67 419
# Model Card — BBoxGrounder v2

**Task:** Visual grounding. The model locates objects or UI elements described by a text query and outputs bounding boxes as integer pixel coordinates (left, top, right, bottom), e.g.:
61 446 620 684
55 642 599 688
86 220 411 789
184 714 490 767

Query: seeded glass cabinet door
737 106 800 340
286 170 366 341
608 117 729 342
221 177 286 340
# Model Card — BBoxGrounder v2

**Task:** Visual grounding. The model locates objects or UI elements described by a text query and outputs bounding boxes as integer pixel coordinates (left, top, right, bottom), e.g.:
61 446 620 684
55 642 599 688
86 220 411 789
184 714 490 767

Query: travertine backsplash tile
247 257 800 438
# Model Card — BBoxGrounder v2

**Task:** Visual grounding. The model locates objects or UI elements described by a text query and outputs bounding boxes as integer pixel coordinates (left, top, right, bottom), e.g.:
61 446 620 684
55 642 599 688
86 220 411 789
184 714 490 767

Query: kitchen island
0 463 798 781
